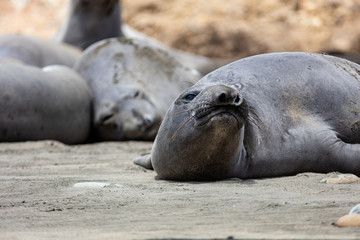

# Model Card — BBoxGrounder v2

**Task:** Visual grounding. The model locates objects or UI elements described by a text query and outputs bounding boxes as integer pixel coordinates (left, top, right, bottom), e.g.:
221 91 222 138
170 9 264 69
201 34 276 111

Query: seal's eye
133 91 141 98
183 93 197 101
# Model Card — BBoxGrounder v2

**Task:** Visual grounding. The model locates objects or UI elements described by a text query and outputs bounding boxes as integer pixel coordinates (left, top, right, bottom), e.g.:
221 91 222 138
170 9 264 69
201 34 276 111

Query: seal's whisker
248 115 263 131
166 101 211 118
167 109 192 119
248 107 264 128
170 117 193 142
166 100 215 120
247 107 270 141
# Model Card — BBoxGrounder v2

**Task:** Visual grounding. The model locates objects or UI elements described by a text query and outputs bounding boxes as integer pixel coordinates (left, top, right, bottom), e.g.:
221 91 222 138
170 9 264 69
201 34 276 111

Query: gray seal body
0 34 80 67
75 38 199 141
0 63 91 144
135 52 360 180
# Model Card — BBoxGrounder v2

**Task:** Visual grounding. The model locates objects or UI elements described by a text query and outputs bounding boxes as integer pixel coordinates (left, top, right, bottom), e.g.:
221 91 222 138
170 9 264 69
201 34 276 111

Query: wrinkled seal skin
55 0 123 50
0 34 81 67
0 63 92 144
122 26 230 76
135 52 360 181
74 38 200 141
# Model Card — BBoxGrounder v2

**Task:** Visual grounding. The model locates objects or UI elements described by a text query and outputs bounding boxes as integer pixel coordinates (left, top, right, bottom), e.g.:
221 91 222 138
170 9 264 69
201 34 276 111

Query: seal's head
94 86 161 141
150 84 248 180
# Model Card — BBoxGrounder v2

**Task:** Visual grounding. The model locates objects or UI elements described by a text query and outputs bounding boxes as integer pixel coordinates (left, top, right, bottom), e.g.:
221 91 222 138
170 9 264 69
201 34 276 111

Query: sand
0 140 359 239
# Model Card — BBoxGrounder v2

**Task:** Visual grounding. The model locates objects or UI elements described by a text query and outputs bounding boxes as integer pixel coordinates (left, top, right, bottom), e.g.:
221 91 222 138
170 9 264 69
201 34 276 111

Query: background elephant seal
0 34 81 67
135 52 360 180
74 37 200 141
55 0 228 75
55 0 123 50
0 63 91 144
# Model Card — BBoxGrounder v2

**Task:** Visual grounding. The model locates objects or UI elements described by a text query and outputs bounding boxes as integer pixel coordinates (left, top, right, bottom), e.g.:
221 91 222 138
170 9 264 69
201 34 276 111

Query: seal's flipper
133 154 153 170
329 139 360 176
309 126 360 176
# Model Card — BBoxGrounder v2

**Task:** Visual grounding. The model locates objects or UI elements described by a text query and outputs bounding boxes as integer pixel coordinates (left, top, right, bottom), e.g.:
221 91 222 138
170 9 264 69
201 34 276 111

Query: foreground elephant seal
0 63 91 144
135 52 360 180
0 34 81 67
75 38 199 141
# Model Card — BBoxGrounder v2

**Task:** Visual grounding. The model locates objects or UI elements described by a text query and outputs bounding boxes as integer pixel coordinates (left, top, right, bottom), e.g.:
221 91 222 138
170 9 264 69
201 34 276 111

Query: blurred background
1 0 360 60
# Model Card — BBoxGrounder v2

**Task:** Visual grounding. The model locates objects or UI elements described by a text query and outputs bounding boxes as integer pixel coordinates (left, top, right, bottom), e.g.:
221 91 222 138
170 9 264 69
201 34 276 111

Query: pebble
349 204 360 215
334 214 360 227
320 174 359 184
333 204 360 228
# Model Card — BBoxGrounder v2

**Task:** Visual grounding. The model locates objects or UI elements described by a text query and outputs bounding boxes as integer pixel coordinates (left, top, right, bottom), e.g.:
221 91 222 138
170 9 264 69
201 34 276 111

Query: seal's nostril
143 116 153 127
218 92 227 103
234 95 242 105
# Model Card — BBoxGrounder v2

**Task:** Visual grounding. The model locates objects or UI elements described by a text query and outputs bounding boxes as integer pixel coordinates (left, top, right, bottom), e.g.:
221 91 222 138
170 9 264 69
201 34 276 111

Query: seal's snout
132 109 156 129
143 115 153 127
214 86 242 106
190 85 247 127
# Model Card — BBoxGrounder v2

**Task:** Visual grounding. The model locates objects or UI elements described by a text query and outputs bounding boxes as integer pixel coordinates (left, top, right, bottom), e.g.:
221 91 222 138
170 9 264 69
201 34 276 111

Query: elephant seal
55 0 123 50
134 52 360 180
0 63 91 144
0 34 81 67
74 38 200 141
55 0 229 75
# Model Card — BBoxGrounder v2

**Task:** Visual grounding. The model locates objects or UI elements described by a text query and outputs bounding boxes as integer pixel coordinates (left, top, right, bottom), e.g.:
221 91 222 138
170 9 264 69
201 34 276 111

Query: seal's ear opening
133 154 153 170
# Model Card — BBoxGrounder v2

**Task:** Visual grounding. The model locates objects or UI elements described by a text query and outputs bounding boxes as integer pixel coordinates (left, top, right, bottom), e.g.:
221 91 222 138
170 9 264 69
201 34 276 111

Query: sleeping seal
134 52 360 180
74 38 199 141
0 63 91 144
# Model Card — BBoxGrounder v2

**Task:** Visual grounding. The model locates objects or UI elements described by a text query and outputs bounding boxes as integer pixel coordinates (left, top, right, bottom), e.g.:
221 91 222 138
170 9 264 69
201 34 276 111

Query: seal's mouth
192 104 248 127
96 120 159 141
